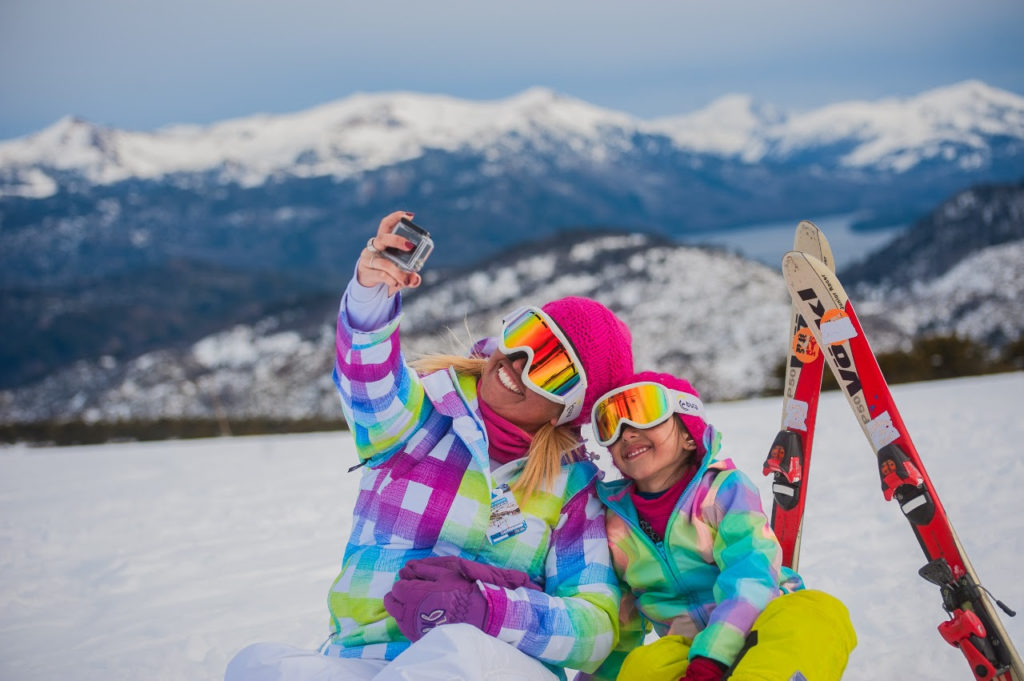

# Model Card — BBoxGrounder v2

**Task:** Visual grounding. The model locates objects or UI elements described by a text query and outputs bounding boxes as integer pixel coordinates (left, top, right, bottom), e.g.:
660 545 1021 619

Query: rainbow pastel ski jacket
327 292 620 676
589 428 803 679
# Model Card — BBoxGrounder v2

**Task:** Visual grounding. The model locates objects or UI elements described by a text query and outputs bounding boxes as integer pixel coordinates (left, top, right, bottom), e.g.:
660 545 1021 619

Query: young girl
226 211 634 681
586 372 855 681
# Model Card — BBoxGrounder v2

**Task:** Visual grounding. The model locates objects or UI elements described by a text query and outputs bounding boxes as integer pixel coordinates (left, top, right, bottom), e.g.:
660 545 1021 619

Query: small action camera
381 218 434 273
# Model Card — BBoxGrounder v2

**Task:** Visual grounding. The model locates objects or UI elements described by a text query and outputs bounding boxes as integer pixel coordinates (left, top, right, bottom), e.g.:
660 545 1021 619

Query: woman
226 211 634 681
585 372 855 681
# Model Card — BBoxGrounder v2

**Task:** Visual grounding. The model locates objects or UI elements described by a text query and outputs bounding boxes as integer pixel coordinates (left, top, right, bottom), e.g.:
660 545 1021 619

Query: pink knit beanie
630 370 710 457
541 297 634 427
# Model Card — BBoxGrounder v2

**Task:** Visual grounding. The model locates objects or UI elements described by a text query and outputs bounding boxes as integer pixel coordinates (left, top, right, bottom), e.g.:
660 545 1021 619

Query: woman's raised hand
357 211 424 296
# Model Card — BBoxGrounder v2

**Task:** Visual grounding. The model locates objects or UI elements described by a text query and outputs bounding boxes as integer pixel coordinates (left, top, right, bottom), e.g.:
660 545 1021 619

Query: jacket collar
420 367 494 482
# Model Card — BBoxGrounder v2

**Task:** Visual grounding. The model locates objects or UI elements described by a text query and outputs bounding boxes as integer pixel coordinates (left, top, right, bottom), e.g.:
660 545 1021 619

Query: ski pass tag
487 484 527 545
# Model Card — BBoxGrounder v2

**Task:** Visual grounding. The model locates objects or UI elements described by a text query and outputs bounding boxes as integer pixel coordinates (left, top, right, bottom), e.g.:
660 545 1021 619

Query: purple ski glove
398 555 542 592
384 568 489 641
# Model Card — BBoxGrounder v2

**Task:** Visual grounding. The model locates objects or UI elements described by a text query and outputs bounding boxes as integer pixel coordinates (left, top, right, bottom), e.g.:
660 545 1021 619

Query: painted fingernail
405 240 414 249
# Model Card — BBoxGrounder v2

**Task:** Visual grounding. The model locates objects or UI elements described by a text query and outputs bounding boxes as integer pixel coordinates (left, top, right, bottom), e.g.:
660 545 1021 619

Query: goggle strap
673 392 705 418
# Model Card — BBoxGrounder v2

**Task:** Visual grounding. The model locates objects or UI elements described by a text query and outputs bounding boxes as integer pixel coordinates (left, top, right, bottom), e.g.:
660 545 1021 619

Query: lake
681 214 907 270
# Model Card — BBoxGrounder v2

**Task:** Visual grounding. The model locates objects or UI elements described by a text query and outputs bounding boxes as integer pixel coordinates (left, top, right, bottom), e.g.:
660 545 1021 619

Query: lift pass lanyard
488 484 527 545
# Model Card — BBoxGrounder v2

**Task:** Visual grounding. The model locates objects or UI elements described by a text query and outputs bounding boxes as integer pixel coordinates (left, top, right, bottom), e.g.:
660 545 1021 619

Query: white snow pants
225 623 560 681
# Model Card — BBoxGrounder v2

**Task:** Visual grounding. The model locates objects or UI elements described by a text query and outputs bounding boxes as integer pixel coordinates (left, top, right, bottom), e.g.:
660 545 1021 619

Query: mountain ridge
841 180 1024 286
3 80 1023 198
3 215 1022 425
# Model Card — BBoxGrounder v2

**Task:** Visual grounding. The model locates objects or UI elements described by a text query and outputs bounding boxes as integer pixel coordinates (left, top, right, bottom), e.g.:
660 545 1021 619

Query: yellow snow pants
617 590 857 681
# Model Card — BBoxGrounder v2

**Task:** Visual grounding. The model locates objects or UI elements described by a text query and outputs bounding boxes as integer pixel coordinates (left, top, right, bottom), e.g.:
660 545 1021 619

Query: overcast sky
1 0 1022 140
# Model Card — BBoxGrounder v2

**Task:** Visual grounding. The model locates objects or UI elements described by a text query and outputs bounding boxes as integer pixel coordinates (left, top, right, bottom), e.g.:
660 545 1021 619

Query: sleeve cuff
479 582 507 638
344 268 400 331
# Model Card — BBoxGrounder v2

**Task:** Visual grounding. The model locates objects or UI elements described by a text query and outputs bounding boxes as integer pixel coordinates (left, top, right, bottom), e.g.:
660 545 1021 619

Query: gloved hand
398 555 542 592
680 656 727 681
384 556 541 642
384 567 489 642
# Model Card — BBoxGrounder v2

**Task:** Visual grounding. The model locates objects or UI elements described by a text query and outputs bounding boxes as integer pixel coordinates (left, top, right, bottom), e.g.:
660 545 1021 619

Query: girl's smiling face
609 417 697 493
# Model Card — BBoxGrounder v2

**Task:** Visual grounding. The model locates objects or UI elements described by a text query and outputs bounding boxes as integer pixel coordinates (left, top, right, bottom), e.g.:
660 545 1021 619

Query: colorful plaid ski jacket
326 292 620 675
589 428 803 679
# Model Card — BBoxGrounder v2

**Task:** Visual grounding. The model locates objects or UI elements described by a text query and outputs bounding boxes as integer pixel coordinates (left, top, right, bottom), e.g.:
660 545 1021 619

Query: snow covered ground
1 372 1022 681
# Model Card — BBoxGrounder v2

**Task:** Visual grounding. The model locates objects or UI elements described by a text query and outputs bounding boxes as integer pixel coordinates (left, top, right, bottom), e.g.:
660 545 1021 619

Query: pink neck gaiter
477 386 533 465
629 465 698 543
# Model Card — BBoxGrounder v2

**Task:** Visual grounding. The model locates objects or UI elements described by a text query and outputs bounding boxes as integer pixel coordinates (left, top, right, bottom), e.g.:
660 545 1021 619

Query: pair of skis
762 221 1022 680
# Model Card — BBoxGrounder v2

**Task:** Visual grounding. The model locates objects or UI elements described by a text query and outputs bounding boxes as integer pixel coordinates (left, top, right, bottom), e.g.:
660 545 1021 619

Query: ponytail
408 321 488 378
512 422 586 500
410 354 486 377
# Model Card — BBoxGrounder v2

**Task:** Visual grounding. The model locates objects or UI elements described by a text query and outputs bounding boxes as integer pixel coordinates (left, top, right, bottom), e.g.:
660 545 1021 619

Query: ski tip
782 249 852 307
783 249 830 272
781 249 809 271
793 220 835 272
795 219 819 236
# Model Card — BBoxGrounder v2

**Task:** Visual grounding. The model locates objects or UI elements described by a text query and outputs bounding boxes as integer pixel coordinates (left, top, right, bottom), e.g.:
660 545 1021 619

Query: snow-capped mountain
3 81 1022 291
0 88 639 197
3 226 1021 426
2 81 1022 198
766 80 1024 171
2 82 1023 405
649 94 785 160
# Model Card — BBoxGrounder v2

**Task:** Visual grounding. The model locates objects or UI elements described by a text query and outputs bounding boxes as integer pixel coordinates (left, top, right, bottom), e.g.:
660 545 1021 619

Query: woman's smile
497 364 525 395
479 351 561 431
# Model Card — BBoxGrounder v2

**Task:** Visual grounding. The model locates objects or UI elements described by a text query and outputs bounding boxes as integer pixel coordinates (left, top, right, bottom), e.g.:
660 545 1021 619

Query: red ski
782 250 1023 681
763 220 834 570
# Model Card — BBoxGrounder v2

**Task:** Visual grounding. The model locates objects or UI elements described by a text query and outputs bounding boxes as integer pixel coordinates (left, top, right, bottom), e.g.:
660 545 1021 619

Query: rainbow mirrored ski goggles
499 306 588 426
590 381 704 446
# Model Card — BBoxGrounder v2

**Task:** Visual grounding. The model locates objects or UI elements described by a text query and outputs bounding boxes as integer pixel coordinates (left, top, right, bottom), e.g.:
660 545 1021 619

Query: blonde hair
410 354 487 377
515 422 587 499
409 351 585 500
